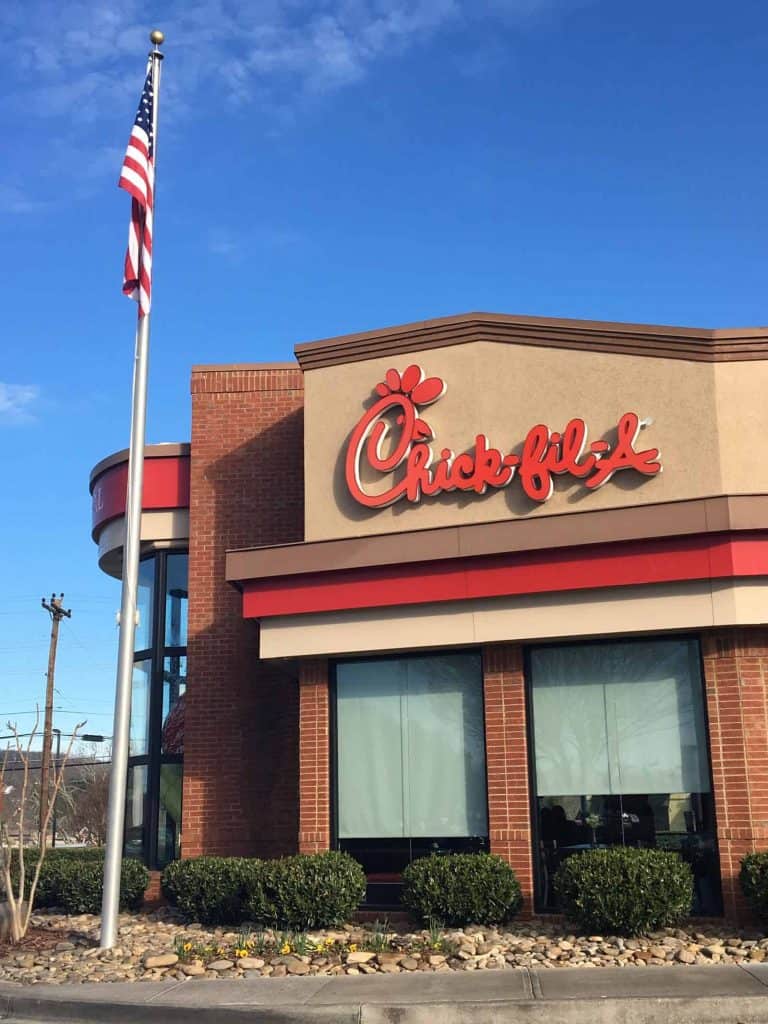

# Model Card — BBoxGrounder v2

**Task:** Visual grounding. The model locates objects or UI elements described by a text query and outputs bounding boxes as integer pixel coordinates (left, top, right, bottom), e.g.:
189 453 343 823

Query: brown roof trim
89 442 190 491
293 312 768 370
226 494 768 584
191 360 298 372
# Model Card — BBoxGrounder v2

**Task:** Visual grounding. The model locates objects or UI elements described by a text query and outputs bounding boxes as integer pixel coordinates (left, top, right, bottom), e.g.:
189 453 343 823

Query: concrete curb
4 990 768 1024
0 990 358 1023
2 966 768 1024
361 996 768 1024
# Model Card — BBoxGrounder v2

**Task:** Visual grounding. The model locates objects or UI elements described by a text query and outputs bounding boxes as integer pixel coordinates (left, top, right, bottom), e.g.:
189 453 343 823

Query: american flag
119 63 155 317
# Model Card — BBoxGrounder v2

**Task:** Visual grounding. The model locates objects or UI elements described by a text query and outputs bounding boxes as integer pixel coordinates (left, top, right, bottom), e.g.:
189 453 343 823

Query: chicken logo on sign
344 364 662 508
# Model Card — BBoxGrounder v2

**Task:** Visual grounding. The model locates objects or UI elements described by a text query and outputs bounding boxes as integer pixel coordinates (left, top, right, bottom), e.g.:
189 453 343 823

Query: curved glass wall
126 551 187 868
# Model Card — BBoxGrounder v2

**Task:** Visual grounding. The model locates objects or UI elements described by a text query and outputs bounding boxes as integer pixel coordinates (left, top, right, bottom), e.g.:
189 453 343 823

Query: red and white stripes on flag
119 63 155 318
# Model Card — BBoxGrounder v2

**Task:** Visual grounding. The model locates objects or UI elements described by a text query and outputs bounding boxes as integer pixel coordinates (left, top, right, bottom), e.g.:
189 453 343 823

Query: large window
335 652 488 904
529 637 720 915
127 551 187 868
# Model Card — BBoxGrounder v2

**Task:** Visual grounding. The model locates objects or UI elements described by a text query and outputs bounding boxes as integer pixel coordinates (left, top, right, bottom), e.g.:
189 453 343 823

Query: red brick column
702 628 768 921
482 643 535 914
184 364 304 861
298 658 331 854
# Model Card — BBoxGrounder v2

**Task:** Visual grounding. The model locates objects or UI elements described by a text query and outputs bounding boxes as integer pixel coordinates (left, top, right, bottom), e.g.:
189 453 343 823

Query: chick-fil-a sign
344 365 662 509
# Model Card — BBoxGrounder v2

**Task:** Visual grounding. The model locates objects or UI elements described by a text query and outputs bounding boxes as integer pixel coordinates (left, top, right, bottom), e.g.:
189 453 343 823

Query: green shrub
5 847 146 913
740 852 768 920
554 847 693 935
253 851 366 930
161 856 264 925
164 851 365 928
55 856 148 914
401 853 522 926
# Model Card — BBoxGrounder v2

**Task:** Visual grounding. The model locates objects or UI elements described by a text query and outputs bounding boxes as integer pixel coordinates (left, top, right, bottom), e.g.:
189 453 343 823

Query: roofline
293 311 768 370
89 442 190 491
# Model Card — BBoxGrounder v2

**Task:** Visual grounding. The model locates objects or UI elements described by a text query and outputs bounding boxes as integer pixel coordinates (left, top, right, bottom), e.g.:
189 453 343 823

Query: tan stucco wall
258 578 768 660
302 340 765 541
714 360 768 495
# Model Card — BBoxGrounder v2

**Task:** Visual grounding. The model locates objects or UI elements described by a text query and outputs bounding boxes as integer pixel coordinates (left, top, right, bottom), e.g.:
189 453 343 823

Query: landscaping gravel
1 908 768 985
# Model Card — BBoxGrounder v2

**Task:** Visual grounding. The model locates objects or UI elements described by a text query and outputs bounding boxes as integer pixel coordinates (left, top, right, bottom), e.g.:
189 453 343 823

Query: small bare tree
0 712 83 944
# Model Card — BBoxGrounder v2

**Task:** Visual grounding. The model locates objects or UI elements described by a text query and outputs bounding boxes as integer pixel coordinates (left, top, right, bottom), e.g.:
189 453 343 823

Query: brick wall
482 643 535 915
183 365 304 860
702 627 768 921
298 658 331 853
180 358 768 927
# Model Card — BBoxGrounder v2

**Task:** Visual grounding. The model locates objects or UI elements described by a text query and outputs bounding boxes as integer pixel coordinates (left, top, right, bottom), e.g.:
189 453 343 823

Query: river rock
239 957 265 970
143 953 178 969
181 963 206 977
346 951 375 964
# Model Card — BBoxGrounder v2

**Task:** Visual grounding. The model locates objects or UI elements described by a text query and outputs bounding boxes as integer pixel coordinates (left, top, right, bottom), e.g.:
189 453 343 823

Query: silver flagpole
100 29 164 950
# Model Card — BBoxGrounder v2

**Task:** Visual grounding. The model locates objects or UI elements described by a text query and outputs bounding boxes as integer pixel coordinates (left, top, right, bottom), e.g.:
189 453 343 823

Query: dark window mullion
146 552 167 869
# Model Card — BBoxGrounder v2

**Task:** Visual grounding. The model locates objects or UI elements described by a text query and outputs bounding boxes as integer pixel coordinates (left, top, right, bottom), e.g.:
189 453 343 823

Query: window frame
329 648 490 890
524 633 721 915
127 549 186 869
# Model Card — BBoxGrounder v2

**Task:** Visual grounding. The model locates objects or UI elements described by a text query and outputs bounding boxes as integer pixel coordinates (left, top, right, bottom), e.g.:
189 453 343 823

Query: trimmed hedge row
554 847 694 935
163 851 523 928
162 851 366 928
6 847 148 914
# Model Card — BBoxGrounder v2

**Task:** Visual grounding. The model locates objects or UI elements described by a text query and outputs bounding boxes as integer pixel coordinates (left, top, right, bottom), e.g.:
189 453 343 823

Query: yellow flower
235 948 248 958
183 943 192 952
217 947 225 957
348 944 358 953
280 942 291 954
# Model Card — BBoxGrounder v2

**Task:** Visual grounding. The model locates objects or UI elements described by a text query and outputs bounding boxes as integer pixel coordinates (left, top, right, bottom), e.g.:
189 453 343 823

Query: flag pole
100 28 164 950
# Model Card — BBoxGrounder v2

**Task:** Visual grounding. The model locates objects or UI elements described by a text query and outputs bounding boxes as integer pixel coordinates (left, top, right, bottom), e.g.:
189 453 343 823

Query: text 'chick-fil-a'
344 365 662 509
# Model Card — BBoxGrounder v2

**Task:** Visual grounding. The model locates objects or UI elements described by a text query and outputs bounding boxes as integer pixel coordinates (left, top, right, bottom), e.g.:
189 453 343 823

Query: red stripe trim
91 455 190 535
240 532 768 618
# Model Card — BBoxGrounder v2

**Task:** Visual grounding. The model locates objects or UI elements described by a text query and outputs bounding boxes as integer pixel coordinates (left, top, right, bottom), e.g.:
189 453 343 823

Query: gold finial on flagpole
150 29 164 47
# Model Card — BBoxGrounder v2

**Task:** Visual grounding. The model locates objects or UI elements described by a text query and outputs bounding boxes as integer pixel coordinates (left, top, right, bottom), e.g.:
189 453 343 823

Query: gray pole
100 30 164 950
51 727 61 847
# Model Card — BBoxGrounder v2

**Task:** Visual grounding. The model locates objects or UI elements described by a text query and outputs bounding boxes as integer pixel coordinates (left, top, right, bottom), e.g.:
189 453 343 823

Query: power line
0 708 114 717
2 760 112 772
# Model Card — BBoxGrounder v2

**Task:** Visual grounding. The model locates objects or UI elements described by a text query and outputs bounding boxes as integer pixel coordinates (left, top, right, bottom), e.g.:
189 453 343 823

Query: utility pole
39 594 71 844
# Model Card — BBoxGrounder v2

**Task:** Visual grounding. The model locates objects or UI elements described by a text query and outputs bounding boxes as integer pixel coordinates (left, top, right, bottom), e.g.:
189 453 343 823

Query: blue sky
0 0 766 745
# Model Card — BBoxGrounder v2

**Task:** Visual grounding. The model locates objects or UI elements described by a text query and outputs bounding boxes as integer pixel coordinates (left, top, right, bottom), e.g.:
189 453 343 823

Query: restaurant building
89 312 768 920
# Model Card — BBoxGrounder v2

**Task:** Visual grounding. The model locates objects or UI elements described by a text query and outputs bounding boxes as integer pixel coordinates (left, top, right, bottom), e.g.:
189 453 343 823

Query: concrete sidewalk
3 964 768 1023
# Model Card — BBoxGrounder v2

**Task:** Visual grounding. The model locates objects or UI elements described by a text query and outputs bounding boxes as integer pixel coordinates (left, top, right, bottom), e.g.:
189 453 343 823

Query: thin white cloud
208 224 307 260
0 184 46 214
208 229 242 260
1 0 582 208
0 383 40 425
4 0 573 119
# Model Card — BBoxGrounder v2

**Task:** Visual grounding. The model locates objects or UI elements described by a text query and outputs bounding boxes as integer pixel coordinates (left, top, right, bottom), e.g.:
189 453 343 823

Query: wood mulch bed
0 925 72 959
